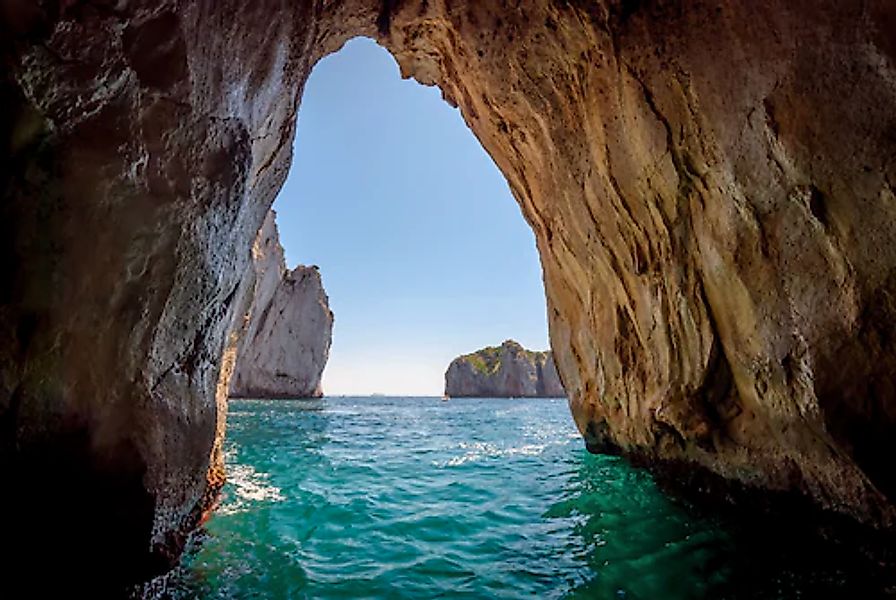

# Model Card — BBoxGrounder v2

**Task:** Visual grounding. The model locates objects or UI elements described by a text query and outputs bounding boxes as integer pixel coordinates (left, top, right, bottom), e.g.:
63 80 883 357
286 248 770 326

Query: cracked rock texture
230 210 332 399
445 340 565 398
2 0 896 591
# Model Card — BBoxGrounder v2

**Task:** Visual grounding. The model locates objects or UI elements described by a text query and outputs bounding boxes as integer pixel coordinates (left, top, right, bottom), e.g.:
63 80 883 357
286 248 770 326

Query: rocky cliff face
229 211 332 399
2 0 896 591
445 340 565 398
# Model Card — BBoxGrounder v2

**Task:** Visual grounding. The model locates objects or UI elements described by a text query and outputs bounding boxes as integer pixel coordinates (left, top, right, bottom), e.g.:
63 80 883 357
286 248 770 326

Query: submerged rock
445 340 565 398
229 211 333 399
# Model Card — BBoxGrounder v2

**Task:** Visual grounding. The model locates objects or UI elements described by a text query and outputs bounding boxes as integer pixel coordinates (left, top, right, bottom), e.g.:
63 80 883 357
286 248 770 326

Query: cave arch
267 36 551 398
2 0 896 592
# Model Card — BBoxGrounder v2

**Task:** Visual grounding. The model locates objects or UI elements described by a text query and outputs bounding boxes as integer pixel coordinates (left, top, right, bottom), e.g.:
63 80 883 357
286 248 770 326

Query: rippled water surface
171 397 887 599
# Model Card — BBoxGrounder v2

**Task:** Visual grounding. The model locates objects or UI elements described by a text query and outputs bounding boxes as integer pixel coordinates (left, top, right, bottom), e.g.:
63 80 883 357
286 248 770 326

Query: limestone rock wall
540 358 565 399
377 0 896 529
229 211 333 399
0 1 327 590
2 0 896 591
445 340 565 398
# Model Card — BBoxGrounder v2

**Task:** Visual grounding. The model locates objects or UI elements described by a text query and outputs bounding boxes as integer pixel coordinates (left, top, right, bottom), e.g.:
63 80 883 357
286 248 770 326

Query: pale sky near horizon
272 38 550 396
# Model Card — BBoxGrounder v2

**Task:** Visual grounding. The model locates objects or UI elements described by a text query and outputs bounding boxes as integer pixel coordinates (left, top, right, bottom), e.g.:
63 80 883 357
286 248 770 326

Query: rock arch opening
252 37 551 398
2 1 896 594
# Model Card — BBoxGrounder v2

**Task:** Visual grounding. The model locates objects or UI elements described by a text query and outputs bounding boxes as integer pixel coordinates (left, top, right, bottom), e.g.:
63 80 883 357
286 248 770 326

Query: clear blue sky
272 38 549 396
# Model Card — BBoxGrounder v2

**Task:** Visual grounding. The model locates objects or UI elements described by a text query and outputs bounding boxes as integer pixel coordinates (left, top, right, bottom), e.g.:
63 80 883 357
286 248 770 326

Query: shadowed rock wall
2 0 895 591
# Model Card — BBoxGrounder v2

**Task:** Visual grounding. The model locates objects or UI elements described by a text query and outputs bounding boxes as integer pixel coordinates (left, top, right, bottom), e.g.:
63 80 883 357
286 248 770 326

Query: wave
217 451 285 515
435 440 567 467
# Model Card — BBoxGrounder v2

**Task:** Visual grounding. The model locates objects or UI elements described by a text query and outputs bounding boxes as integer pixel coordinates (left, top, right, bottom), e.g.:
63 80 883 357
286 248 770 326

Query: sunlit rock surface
230 211 332 399
445 340 565 398
2 0 896 590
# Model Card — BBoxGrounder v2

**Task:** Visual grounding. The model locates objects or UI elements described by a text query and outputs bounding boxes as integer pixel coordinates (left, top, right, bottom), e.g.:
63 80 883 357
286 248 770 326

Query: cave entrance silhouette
258 37 552 398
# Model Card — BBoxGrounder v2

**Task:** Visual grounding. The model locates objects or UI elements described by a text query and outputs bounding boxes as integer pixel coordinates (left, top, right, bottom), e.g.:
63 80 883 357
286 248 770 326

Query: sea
165 396 891 599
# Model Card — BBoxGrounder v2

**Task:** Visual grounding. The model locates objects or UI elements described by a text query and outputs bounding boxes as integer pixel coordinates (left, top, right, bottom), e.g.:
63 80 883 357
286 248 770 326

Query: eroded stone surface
230 211 333 399
378 0 896 529
445 340 565 398
2 0 896 590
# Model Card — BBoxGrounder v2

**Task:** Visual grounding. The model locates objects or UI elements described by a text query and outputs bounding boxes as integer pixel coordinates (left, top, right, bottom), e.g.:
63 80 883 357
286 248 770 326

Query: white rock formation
229 211 333 398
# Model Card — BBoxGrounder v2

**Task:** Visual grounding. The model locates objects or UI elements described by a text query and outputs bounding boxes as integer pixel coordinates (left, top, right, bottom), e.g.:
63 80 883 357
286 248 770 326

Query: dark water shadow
551 452 896 599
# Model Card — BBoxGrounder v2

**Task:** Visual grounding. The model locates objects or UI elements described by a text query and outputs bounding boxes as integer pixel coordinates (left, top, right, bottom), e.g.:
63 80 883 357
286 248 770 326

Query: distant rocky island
230 211 333 398
444 340 565 398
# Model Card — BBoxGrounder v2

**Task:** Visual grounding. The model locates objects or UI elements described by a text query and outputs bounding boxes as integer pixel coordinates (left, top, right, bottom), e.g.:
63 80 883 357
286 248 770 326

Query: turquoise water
170 397 887 599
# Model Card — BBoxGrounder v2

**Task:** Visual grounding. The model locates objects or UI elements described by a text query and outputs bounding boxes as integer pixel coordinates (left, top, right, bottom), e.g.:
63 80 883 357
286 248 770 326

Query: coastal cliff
2 1 896 591
445 341 565 398
229 211 333 399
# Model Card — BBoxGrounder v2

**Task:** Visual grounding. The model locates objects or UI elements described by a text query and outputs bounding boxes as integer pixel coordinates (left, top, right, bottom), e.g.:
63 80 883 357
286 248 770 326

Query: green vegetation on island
445 340 565 398
457 341 551 376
